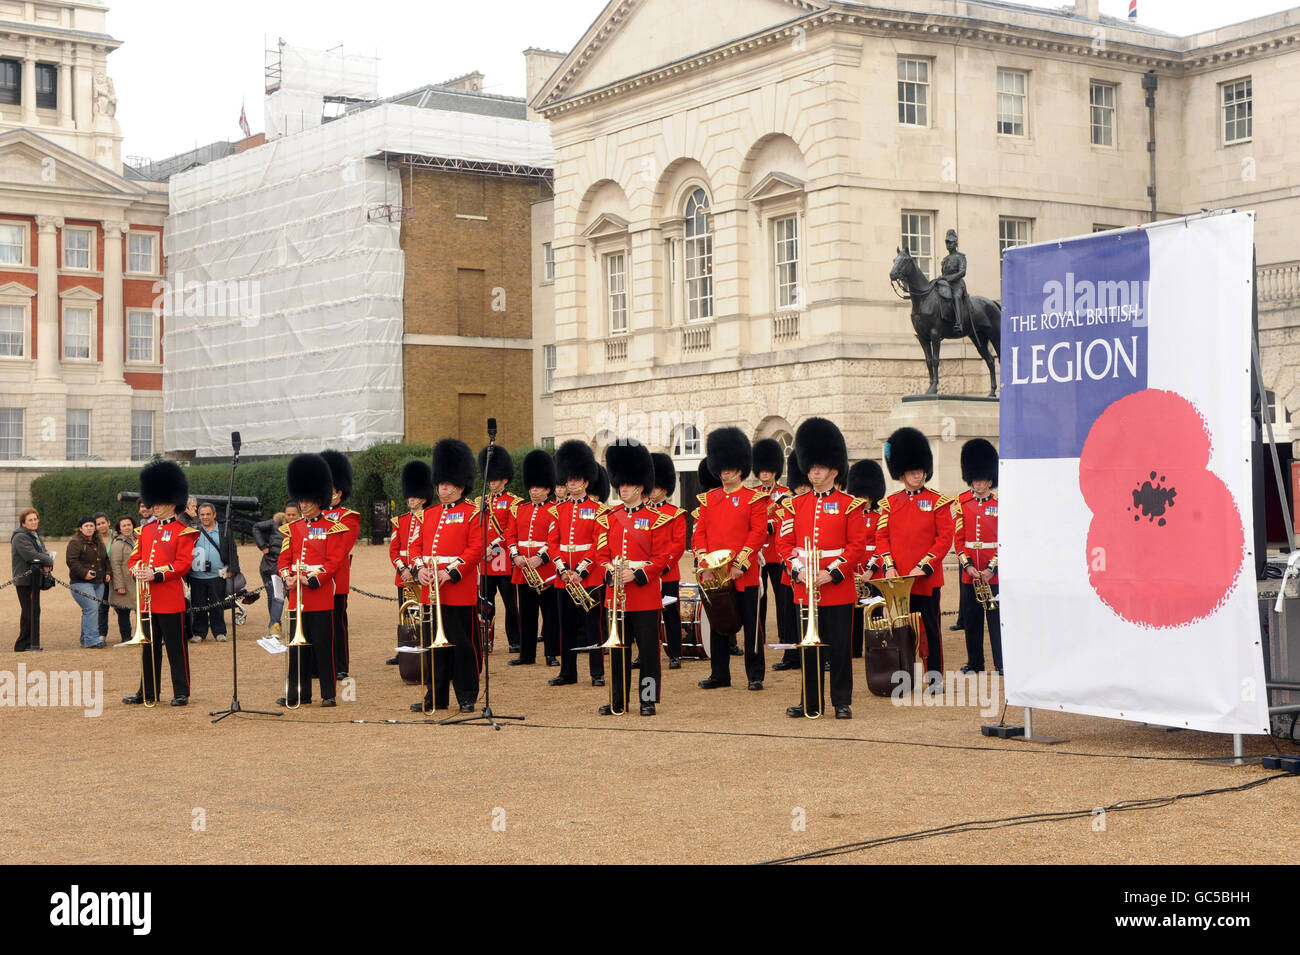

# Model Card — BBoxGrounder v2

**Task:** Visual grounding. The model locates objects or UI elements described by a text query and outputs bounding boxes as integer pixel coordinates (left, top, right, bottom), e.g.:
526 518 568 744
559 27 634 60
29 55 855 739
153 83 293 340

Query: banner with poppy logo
999 212 1269 735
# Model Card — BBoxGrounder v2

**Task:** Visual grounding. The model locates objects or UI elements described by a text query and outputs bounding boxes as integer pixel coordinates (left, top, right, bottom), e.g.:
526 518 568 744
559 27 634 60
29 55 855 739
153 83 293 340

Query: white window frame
999 217 1032 257
0 407 21 459
897 57 930 127
901 211 935 282
542 242 555 283
684 188 713 323
1089 81 1116 147
126 230 158 275
542 343 556 396
673 424 702 458
126 308 157 364
66 408 90 461
61 304 94 361
130 410 154 461
63 226 94 271
997 68 1028 137
605 251 627 336
0 301 28 359
772 215 800 312
0 219 28 267
1221 77 1252 145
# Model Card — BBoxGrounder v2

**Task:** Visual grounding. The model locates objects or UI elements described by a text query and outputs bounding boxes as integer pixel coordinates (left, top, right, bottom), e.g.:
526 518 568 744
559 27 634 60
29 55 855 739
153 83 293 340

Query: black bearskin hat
400 460 434 503
138 460 189 510
651 452 677 497
287 454 335 510
752 438 784 481
785 451 809 492
606 440 654 496
697 458 721 493
555 439 599 486
591 465 611 503
432 439 476 494
705 427 751 482
846 460 887 505
961 439 999 487
478 445 515 484
794 418 848 482
319 448 353 501
522 449 556 491
884 427 933 481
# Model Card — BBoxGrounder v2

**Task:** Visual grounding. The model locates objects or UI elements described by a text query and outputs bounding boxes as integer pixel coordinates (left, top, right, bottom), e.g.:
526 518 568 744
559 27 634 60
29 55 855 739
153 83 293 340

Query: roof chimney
524 48 566 121
1075 0 1100 19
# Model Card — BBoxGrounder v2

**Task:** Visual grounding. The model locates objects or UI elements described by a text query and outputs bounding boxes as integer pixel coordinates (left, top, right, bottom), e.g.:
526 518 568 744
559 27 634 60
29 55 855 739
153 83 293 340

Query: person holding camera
12 508 55 652
66 516 109 649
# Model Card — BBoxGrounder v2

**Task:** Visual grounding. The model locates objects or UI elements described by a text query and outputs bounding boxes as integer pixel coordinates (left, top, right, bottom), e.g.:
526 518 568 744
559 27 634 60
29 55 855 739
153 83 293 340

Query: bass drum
675 583 711 659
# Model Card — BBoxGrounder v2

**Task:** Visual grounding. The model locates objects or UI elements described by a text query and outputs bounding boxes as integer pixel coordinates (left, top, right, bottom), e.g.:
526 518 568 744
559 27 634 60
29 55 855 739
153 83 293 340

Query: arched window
774 431 794 461
684 188 712 322
673 424 702 457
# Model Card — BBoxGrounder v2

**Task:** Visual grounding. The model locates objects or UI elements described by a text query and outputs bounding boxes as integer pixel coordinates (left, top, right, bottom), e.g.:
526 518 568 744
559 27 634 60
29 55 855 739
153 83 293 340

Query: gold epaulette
846 496 866 515
696 492 709 507
546 504 560 520
691 507 701 520
328 521 350 534
782 498 796 515
390 516 399 528
178 526 200 536
279 533 292 553
509 501 520 518
341 507 360 518
596 512 610 529
596 503 612 517
471 495 482 510
652 511 673 529
750 488 769 503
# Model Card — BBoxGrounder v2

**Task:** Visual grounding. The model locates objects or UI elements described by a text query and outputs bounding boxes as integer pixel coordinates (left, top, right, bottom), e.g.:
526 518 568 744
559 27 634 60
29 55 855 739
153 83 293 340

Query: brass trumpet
121 540 158 708
563 567 597 611
520 557 547 594
973 573 998 611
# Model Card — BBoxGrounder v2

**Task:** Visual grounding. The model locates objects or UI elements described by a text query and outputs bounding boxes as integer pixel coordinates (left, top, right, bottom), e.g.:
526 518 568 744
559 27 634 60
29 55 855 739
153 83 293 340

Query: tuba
696 549 742 637
863 576 923 697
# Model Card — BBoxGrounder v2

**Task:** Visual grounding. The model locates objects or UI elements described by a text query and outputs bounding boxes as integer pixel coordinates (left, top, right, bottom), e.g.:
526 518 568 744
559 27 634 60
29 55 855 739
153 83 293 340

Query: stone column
101 221 125 382
58 56 72 128
21 49 36 125
34 215 62 381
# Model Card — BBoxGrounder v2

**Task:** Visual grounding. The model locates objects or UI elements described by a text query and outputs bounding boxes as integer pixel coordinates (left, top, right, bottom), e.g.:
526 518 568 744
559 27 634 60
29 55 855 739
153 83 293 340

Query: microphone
231 431 241 453
487 418 497 441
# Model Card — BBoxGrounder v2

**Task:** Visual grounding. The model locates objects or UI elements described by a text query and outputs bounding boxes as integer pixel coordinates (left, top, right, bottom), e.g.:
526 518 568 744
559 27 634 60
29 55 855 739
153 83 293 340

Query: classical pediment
0 129 149 197
744 172 806 202
59 285 103 301
581 212 630 241
534 0 828 108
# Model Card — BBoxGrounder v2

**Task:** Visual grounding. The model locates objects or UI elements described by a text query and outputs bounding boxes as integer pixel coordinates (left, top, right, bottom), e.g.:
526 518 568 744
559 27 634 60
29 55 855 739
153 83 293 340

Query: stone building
531 0 1300 488
0 0 167 522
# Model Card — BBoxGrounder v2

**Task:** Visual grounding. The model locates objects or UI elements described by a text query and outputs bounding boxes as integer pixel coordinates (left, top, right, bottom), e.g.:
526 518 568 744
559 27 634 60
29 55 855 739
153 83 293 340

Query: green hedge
30 443 546 539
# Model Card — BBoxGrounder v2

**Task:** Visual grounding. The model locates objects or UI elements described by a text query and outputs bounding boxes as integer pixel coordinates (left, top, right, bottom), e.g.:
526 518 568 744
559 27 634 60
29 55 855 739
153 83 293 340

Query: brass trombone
284 543 311 710
798 538 825 720
121 540 159 708
601 557 628 715
414 558 454 716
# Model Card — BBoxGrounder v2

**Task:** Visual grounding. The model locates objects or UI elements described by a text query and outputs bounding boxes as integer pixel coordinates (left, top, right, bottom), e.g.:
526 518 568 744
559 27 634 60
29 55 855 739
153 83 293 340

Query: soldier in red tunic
597 440 674 716
320 449 361 681
550 440 607 687
772 452 810 670
846 459 887 659
779 418 868 719
878 427 957 685
123 461 198 707
956 439 1001 675
951 486 976 635
694 427 769 691
387 460 433 666
479 445 523 655
646 453 687 669
276 454 351 708
508 450 561 667
753 438 794 667
410 440 485 714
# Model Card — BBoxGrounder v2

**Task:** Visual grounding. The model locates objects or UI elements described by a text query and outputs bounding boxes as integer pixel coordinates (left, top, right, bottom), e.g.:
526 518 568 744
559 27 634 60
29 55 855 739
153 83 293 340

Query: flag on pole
238 102 251 139
1128 0 1137 20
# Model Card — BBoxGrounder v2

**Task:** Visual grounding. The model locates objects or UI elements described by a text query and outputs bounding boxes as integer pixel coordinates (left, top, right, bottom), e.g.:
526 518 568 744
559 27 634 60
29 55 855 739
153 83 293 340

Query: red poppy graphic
1078 388 1244 628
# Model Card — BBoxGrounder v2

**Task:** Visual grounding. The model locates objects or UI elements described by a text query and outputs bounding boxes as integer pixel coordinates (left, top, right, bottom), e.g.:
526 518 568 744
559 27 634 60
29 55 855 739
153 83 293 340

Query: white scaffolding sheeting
163 104 553 458
271 45 379 100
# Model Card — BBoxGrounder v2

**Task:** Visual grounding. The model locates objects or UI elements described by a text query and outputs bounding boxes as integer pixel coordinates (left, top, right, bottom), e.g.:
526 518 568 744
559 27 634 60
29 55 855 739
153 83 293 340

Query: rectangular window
63 227 92 269
0 222 25 265
543 242 555 282
1222 78 1252 144
0 304 23 357
127 310 154 362
897 58 930 126
606 252 627 335
66 409 90 461
901 212 934 281
773 216 800 310
127 232 156 273
997 69 1027 136
1090 82 1115 147
540 436 555 451
35 63 56 110
0 408 21 459
999 217 1031 256
1093 223 1121 233
0 59 19 106
63 307 92 360
131 411 153 461
543 343 556 396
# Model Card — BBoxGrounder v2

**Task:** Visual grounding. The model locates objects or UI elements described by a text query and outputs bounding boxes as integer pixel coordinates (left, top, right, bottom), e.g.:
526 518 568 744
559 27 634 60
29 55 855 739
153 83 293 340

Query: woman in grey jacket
12 508 55 652
108 515 138 643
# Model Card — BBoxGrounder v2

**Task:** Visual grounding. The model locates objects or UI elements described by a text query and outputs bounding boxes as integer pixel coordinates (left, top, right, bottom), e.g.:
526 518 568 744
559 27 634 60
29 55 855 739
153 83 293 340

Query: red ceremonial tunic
777 489 869 607
955 492 999 585
389 510 423 587
596 503 674 612
507 498 559 587
858 506 884 581
875 487 957 597
553 495 608 589
410 498 485 606
128 516 197 615
759 482 791 566
484 491 523 577
691 485 768 591
648 501 687 583
277 513 350 612
321 504 361 594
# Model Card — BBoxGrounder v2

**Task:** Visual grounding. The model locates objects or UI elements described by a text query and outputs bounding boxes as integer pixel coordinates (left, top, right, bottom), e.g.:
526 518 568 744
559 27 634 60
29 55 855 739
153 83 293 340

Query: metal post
1024 706 1034 739
1233 734 1243 760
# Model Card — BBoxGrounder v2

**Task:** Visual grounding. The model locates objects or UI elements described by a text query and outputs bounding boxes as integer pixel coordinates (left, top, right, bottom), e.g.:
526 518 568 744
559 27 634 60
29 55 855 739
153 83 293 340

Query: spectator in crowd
66 516 108 649
285 500 301 523
93 512 113 643
183 496 198 527
251 511 288 636
138 499 154 528
189 502 228 642
108 515 138 643
12 508 55 652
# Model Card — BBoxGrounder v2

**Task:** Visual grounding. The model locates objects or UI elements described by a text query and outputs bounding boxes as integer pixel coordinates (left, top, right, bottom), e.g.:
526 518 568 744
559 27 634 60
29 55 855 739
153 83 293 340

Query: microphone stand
212 432 280 723
442 423 524 730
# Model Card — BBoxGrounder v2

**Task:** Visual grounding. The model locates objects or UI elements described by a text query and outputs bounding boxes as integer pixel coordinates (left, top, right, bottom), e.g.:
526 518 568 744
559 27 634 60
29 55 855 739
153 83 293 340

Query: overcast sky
111 0 1299 161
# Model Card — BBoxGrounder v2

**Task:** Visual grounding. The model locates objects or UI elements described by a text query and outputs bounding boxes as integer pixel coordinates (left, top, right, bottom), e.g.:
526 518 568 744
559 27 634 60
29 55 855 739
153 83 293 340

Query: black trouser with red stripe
911 591 943 676
285 608 335 704
421 604 478 709
559 584 605 681
517 584 559 663
659 579 681 658
333 593 350 675
760 563 796 666
138 611 190 702
709 586 762 684
797 603 853 715
961 581 1002 672
608 609 661 709
482 574 520 649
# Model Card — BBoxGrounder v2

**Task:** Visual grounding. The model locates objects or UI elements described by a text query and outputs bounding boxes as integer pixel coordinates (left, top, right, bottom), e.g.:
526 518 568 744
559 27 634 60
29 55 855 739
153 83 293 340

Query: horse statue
889 245 1002 397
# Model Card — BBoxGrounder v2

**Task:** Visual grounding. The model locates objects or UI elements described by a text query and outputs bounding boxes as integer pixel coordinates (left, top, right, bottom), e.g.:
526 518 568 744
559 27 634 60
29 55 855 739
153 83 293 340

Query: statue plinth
876 396 1000 498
